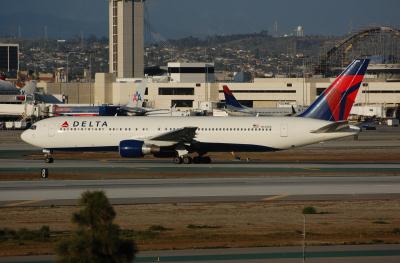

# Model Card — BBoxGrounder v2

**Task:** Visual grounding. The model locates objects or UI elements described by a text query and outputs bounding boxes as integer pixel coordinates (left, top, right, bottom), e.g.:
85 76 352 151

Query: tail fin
21 80 37 95
223 85 245 109
299 59 369 121
127 79 146 108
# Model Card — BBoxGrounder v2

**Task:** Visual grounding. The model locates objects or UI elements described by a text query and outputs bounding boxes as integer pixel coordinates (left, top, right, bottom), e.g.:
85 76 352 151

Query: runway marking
4 200 42 207
262 194 288 201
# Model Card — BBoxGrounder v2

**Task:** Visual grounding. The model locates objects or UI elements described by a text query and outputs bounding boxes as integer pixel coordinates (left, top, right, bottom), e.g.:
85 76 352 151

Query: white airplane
222 85 296 116
21 59 370 164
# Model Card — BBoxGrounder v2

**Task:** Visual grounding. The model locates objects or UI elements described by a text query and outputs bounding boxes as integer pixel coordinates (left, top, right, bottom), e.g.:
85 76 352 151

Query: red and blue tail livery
223 85 245 109
300 59 370 122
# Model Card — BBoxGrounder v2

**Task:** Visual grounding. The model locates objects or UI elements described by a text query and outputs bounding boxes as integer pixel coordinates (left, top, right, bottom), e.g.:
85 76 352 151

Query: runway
1 158 400 176
2 244 400 263
1 176 400 204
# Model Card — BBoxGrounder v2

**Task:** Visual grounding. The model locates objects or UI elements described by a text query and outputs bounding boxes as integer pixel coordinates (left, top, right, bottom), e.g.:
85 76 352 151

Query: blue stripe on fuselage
190 142 280 153
47 146 119 152
47 143 280 154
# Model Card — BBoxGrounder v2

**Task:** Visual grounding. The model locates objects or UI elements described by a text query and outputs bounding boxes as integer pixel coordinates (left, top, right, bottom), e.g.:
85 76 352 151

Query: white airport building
92 61 400 118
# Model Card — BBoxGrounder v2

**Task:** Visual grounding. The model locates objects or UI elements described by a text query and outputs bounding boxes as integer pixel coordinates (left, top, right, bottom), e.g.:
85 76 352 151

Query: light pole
87 52 93 105
302 214 306 263
66 51 76 83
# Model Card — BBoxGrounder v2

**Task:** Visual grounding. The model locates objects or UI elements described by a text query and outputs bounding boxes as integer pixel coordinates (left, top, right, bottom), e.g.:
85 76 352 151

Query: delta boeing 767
21 59 369 164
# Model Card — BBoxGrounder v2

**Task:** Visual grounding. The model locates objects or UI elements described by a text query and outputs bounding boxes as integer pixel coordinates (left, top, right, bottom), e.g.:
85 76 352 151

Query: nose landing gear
43 149 54 163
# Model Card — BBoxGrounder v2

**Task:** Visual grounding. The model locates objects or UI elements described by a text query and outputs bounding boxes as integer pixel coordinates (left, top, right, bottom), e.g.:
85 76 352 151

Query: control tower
109 0 145 78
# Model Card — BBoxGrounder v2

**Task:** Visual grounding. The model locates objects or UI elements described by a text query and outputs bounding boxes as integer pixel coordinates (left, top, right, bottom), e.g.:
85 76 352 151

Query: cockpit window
30 125 37 130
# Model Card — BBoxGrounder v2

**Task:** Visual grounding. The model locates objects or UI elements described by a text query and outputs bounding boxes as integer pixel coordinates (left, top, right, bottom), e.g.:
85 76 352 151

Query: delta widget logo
61 121 69 128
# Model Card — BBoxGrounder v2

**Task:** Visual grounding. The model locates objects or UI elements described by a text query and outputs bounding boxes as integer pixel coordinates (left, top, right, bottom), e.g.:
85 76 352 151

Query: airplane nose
21 130 31 144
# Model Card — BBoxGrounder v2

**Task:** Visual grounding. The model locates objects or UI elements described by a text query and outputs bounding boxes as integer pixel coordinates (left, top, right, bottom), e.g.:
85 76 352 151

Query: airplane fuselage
225 107 293 117
21 116 357 153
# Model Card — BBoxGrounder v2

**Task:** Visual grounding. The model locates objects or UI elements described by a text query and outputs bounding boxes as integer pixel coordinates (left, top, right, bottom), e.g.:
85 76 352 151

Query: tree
302 206 317 215
56 191 136 263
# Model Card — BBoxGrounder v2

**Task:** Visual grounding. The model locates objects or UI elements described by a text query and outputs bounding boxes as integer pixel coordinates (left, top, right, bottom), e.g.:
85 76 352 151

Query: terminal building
91 61 400 118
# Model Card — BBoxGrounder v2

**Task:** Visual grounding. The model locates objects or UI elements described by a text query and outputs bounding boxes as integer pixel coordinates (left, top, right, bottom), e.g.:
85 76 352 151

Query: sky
0 0 399 39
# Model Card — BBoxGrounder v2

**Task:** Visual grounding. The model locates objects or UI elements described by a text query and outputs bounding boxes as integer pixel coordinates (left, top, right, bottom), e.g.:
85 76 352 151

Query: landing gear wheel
173 157 183 164
183 156 192 164
203 156 211 164
43 150 54 164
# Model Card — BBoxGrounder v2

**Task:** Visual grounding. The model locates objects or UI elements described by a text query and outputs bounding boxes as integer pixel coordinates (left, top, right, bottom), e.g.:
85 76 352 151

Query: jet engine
119 140 160 158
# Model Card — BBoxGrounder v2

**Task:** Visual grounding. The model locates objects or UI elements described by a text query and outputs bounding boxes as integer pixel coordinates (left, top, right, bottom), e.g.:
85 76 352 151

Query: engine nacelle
119 140 160 158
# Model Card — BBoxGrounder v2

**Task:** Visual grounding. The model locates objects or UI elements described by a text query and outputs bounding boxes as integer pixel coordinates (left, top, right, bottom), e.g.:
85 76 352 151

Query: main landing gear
43 149 54 163
173 155 211 164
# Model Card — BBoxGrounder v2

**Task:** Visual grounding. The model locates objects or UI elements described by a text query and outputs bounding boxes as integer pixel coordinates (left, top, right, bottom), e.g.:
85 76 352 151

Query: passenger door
280 123 288 137
48 124 55 137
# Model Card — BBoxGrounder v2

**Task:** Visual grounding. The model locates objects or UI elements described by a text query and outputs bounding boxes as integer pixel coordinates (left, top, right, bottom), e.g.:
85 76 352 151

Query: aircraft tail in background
126 79 146 108
223 85 245 110
20 80 37 95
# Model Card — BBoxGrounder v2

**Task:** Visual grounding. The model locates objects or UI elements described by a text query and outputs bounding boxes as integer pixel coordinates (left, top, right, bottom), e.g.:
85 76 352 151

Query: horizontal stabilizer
311 121 353 133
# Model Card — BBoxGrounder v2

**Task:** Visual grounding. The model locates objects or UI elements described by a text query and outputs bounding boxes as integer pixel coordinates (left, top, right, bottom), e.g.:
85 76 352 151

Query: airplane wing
149 127 198 143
